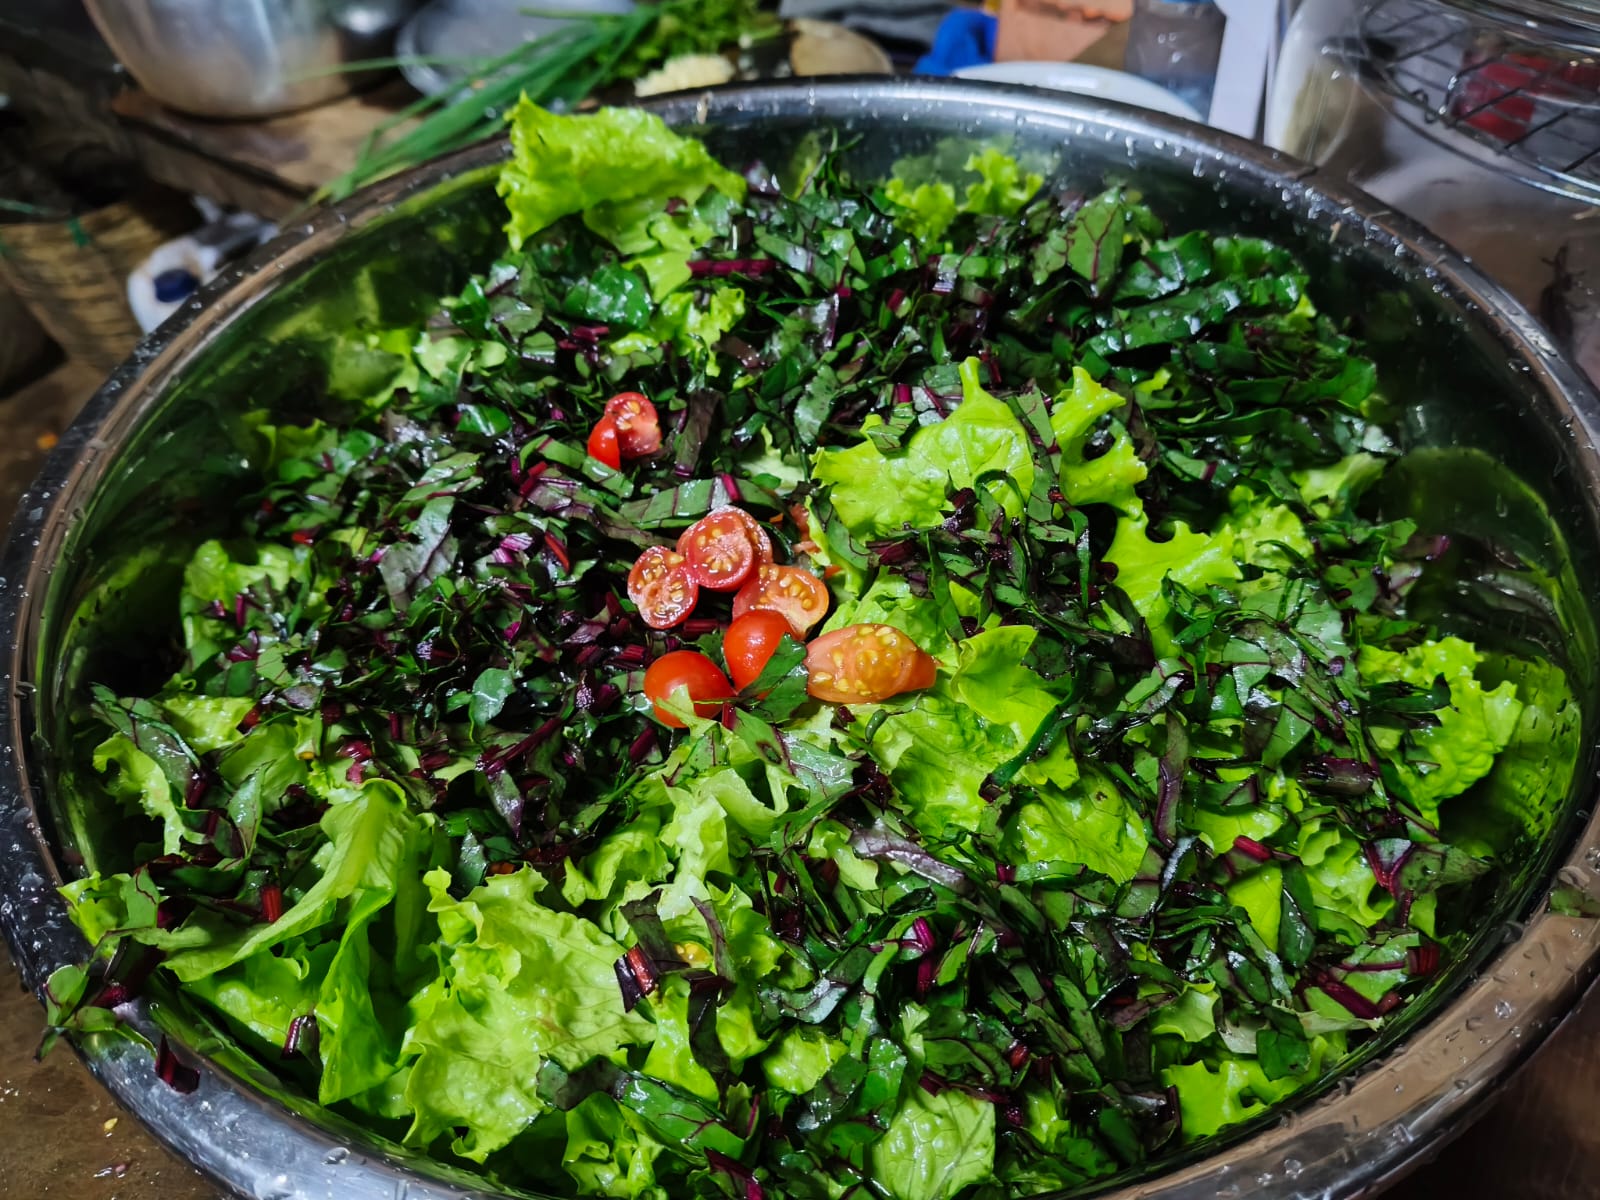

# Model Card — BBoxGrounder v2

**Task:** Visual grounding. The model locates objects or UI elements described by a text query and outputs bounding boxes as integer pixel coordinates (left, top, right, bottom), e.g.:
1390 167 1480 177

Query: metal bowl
83 0 420 118
3 79 1600 1200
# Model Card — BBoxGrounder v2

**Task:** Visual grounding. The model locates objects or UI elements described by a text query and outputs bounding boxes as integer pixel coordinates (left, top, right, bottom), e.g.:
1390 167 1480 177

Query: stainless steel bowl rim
3 78 1600 1200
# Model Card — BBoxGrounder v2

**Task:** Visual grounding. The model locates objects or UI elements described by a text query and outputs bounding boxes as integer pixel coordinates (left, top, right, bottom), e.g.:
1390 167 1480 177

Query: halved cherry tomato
587 416 622 470
805 624 937 704
733 564 830 637
679 508 762 591
676 506 773 572
628 546 698 629
604 392 662 459
723 610 793 692
643 650 733 728
733 507 776 565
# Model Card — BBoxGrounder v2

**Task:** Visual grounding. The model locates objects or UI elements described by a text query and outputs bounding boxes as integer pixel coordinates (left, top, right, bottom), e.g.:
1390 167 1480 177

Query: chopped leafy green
50 114 1577 1200
812 358 1033 538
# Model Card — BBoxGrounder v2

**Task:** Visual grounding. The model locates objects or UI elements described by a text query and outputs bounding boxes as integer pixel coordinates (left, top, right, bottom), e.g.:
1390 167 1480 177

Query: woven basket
0 271 54 394
0 190 194 372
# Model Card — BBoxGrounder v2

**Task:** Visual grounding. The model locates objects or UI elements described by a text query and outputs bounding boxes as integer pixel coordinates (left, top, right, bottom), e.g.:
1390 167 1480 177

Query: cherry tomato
678 508 762 591
733 564 830 637
676 506 773 572
643 650 733 728
587 416 622 470
604 392 662 459
628 546 699 629
723 610 794 692
734 507 776 565
805 624 937 705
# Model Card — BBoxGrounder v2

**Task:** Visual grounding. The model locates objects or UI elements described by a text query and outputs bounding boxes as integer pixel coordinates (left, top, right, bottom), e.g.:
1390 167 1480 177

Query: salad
45 103 1578 1200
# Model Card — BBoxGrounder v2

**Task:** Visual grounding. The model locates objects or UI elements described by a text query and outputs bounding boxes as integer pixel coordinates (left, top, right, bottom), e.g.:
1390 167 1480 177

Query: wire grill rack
1359 0 1600 199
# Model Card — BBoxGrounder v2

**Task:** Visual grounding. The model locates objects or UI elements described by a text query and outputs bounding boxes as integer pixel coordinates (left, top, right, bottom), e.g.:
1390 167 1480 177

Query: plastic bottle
1124 0 1227 118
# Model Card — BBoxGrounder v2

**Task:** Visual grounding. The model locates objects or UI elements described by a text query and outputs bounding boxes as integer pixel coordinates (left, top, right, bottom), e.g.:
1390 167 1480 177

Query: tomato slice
587 416 622 470
627 546 699 629
676 507 773 572
604 391 662 459
805 624 937 704
733 507 776 565
723 610 794 692
733 565 830 637
643 650 733 728
678 508 762 591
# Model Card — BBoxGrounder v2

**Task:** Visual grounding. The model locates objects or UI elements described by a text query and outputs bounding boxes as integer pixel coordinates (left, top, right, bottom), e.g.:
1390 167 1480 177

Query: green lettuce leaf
871 628 1067 838
185 940 331 1055
563 1093 672 1200
1163 1055 1308 1140
1293 452 1385 517
164 781 426 983
655 286 745 375
1303 833 1391 936
1003 769 1147 884
315 886 419 1106
1050 367 1147 514
1017 1093 1120 1188
813 358 1034 538
882 144 1043 242
1220 495 1313 570
640 978 719 1103
92 734 189 856
1106 513 1240 647
499 101 746 257
762 1026 847 1093
871 1085 996 1200
1226 863 1284 953
158 694 258 754
60 869 162 953
1148 985 1218 1043
1462 654 1580 846
562 812 672 910
1359 637 1524 813
403 866 653 1161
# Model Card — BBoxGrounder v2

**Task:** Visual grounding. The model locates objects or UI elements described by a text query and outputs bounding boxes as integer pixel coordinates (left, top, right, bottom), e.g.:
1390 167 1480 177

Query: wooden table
110 82 416 220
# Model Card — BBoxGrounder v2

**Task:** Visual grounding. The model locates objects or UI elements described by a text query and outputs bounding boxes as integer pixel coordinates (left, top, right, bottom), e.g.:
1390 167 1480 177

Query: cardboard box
994 0 1133 65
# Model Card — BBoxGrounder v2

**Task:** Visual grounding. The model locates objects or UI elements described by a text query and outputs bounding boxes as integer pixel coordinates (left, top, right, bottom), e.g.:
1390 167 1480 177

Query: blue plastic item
153 268 199 304
914 9 997 76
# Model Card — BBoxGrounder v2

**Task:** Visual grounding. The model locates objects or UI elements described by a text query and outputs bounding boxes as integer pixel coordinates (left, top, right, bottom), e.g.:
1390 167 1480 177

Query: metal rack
1358 0 1600 200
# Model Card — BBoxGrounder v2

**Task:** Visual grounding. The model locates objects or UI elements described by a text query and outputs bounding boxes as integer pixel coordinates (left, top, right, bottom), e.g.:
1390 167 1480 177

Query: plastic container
1124 0 1227 115
126 209 276 334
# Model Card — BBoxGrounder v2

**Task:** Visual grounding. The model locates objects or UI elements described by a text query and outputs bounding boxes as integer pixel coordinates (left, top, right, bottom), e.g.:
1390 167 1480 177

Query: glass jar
1125 0 1228 115
1266 0 1600 383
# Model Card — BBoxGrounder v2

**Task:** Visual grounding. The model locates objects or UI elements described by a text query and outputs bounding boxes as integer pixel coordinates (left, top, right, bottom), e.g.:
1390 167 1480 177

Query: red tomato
604 392 662 459
643 650 733 728
587 416 622 470
676 506 774 573
627 546 699 629
723 610 793 692
805 624 937 704
733 565 830 637
678 508 762 591
733 507 776 565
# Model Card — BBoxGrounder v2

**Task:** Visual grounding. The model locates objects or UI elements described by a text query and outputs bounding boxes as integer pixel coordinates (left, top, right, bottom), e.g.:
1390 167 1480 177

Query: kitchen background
3 0 1600 1196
